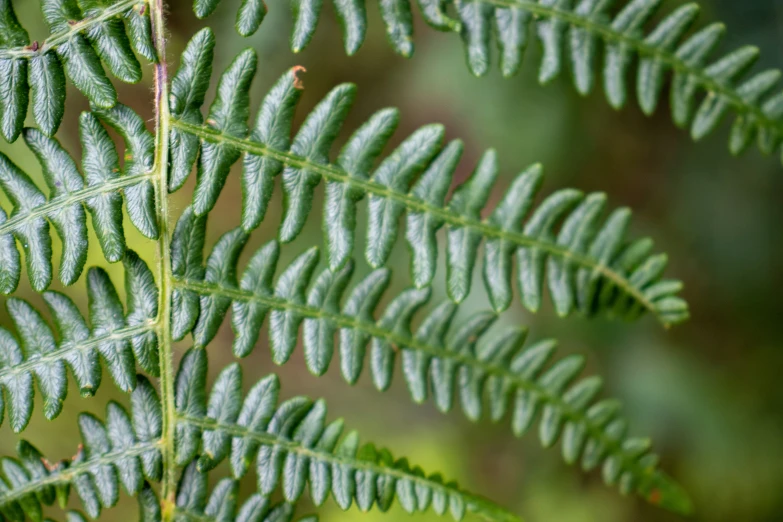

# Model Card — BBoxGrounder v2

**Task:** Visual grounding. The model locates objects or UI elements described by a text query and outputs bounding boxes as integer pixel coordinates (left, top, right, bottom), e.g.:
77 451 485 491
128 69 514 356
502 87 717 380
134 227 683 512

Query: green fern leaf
193 0 459 54
167 221 690 511
0 252 158 432
0 376 162 519
0 359 515 522
172 352 520 522
168 38 687 325
0 0 155 140
192 48 257 216
0 106 157 292
171 462 317 522
195 0 783 163
169 28 217 193
0 3 704 519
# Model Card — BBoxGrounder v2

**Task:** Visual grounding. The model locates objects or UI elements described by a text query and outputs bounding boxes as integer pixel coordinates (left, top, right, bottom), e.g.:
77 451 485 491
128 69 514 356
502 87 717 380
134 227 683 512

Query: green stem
0 173 154 237
169 119 662 325
148 0 176 518
0 323 155 384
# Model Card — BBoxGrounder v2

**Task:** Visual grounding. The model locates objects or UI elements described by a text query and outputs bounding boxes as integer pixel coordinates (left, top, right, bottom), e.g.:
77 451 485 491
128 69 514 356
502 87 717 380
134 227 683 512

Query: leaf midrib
0 322 155 383
0 442 160 506
148 0 178 515
0 172 154 237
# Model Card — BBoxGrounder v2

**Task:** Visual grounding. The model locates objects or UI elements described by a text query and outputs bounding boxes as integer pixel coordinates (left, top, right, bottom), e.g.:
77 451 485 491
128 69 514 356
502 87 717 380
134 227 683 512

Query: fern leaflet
0 356 516 522
0 252 158 432
0 0 154 139
196 0 783 164
167 31 688 326
166 221 690 512
0 105 158 292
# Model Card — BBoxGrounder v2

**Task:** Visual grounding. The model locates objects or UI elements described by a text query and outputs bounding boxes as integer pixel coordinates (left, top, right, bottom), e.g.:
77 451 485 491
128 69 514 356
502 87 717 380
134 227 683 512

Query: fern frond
454 0 783 158
0 358 516 522
195 0 783 162
192 0 460 53
173 350 520 522
0 377 162 520
166 220 690 513
0 0 704 520
0 469 315 522
168 34 687 326
0 252 158 433
170 462 318 522
0 0 155 140
0 104 158 292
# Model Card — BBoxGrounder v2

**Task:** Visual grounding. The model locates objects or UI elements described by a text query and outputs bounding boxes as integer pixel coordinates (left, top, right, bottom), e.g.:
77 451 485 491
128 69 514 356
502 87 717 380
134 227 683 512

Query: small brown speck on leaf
292 65 307 90
29 41 39 52
40 457 57 472
648 489 662 504
72 443 84 462
138 4 146 15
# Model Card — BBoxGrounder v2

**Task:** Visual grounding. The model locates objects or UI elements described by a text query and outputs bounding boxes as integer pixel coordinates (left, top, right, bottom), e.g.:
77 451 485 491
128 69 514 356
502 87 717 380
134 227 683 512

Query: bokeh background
2 0 783 521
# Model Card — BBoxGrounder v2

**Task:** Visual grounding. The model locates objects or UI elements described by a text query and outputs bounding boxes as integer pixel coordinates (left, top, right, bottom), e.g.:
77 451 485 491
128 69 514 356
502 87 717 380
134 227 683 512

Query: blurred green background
2 0 783 521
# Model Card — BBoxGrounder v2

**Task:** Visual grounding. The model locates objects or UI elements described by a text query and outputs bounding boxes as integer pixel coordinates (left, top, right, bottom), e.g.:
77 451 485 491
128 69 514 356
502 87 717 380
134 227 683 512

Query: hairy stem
149 0 176 517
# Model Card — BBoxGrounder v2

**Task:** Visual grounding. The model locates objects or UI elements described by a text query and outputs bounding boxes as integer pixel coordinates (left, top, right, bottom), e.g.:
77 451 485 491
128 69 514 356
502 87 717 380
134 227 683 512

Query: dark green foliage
168 28 217 193
173 352 518 521
168 34 688 326
0 253 158 433
0 105 157 292
195 0 783 163
167 217 689 511
0 377 162 520
0 0 155 141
